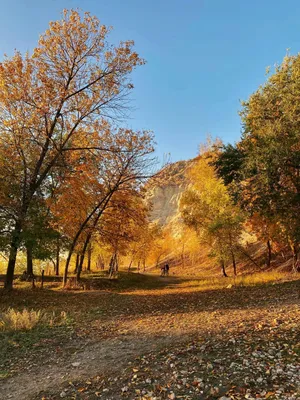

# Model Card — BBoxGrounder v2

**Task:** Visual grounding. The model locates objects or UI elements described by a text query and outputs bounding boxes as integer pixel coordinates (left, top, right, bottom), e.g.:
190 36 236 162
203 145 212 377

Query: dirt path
0 334 180 400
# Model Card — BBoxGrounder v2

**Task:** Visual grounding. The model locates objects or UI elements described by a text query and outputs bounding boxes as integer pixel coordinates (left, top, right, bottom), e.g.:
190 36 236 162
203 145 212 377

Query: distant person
165 264 169 276
160 265 166 277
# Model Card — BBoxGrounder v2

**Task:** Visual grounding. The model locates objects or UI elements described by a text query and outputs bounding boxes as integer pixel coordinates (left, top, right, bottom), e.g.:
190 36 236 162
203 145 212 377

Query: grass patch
179 271 294 291
0 369 9 379
233 270 289 286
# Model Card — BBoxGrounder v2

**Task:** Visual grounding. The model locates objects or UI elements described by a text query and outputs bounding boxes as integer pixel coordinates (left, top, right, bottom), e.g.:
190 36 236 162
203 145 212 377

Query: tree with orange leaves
0 10 145 289
93 189 150 279
50 127 155 284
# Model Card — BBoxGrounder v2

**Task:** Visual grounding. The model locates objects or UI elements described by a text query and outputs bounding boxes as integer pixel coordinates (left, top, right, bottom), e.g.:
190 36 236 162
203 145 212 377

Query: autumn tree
145 226 177 270
0 9 145 289
50 128 155 284
172 224 206 269
95 189 150 278
77 193 143 279
180 157 244 276
129 222 159 272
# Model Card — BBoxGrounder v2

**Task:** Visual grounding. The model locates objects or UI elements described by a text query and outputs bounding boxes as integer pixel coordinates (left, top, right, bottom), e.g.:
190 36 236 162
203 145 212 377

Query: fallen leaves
1 277 299 400
43 314 299 399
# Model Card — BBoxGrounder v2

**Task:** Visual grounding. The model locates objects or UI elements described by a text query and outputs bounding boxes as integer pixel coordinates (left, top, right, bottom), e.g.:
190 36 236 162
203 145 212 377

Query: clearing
0 272 299 400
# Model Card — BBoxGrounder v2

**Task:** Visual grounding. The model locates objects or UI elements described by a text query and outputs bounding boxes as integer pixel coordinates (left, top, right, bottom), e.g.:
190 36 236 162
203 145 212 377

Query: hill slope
146 159 295 276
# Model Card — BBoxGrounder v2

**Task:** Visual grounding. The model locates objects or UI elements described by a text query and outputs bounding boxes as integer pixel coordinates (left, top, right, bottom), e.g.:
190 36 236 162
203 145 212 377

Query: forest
0 9 299 400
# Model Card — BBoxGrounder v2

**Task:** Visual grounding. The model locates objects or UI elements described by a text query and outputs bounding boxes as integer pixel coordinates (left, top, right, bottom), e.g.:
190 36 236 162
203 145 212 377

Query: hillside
146 159 295 277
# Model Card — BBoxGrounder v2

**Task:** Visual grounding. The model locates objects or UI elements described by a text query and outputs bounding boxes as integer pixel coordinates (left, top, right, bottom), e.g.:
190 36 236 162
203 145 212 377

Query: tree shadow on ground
0 274 299 320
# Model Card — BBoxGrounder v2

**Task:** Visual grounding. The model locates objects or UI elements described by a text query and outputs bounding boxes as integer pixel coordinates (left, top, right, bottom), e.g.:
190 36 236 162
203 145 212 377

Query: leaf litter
28 279 300 400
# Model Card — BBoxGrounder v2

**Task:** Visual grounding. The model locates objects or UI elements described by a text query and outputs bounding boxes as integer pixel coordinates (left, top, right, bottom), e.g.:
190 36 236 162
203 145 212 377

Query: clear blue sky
1 0 300 162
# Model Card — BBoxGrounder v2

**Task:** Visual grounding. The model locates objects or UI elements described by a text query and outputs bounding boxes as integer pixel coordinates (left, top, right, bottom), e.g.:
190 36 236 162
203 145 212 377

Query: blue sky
1 0 300 162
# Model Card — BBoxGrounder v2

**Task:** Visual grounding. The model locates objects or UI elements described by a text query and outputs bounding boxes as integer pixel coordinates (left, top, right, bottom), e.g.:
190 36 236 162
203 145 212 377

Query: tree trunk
51 259 56 274
155 255 162 269
266 239 272 268
108 255 114 277
77 234 91 281
4 221 22 290
143 259 146 272
26 244 34 275
77 253 84 278
41 270 45 289
128 259 133 272
63 249 75 286
292 244 299 273
115 254 119 273
26 244 36 289
238 246 262 270
55 239 60 276
63 191 114 285
108 253 117 278
87 245 92 272
221 260 228 277
97 255 104 270
76 254 85 281
75 253 80 273
231 250 237 276
181 243 185 268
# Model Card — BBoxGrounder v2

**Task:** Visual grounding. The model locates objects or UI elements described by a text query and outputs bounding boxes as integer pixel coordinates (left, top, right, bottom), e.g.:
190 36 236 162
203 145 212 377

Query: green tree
212 143 244 187
238 54 300 271
22 200 61 275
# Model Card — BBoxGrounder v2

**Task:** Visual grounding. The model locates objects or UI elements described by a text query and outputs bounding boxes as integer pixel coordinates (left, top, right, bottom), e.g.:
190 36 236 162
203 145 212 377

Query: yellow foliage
180 156 244 266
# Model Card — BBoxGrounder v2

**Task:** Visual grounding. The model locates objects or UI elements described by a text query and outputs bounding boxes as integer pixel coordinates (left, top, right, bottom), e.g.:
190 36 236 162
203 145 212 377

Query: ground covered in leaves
0 273 299 400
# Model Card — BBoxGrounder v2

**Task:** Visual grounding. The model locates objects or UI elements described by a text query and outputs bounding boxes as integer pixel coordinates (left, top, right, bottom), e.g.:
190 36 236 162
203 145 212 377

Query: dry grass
0 308 68 332
0 308 42 331
179 270 293 292
233 270 289 286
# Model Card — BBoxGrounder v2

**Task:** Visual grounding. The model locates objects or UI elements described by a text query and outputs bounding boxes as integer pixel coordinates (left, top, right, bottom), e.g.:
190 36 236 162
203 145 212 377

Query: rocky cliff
147 159 193 227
